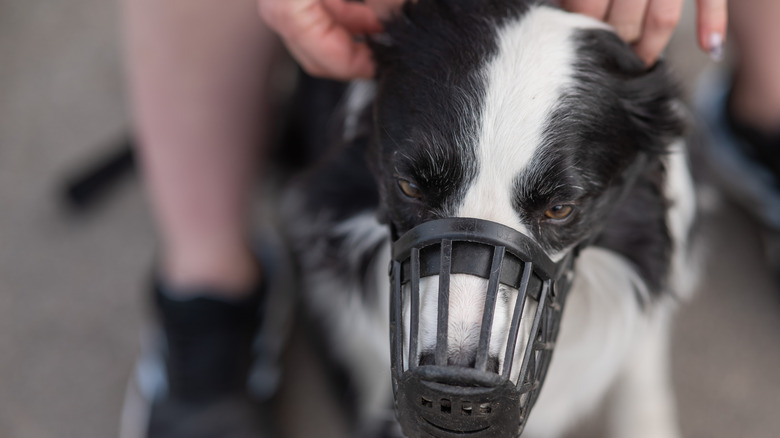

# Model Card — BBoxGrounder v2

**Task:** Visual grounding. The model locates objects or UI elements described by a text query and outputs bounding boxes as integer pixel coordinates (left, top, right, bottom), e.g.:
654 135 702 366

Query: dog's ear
366 0 426 78
573 29 686 155
618 61 686 154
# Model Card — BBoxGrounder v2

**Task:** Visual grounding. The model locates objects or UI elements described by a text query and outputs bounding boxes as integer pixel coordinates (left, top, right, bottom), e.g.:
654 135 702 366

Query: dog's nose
419 351 500 373
419 352 436 366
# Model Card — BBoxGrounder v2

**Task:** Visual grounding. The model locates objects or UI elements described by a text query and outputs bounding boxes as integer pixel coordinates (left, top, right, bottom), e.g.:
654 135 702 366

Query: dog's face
371 2 682 379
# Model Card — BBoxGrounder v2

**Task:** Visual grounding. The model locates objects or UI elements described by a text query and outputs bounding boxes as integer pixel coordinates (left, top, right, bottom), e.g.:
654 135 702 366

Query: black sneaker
120 237 296 438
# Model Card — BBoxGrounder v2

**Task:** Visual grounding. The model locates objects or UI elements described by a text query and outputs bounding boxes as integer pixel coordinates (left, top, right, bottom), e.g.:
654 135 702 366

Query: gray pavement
1 1 779 437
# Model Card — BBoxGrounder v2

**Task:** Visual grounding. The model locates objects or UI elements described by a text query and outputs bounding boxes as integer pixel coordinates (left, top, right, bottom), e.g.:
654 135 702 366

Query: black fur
595 160 672 296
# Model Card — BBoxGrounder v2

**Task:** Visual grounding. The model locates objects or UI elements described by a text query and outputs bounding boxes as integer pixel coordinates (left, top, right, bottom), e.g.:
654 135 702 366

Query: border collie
282 1 697 437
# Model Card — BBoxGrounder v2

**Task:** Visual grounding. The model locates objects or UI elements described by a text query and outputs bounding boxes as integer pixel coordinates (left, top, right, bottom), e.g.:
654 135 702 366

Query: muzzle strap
475 245 505 372
518 280 550 396
502 263 533 380
409 247 420 370
435 240 451 366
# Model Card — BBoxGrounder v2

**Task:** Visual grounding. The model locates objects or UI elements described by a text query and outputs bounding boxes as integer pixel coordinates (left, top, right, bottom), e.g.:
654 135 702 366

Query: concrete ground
1 1 779 437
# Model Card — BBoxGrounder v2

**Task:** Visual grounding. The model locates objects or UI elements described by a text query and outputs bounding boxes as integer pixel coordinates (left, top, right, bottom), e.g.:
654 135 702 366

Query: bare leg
728 0 780 132
123 0 279 296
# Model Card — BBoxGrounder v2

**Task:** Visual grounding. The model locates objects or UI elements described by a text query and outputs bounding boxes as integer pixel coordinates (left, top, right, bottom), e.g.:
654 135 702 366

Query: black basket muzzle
389 218 574 438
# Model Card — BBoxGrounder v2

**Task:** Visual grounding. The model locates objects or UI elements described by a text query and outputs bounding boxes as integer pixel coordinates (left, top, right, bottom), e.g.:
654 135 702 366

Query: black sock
153 277 265 401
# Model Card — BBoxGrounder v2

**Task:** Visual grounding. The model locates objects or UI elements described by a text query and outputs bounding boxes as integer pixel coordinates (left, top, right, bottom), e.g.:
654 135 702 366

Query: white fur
663 139 700 299
524 248 656 438
607 306 681 438
344 80 377 142
459 7 607 233
290 209 394 424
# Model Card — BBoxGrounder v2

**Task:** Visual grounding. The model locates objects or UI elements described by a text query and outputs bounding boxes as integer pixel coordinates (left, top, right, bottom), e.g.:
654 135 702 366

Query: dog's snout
419 351 500 373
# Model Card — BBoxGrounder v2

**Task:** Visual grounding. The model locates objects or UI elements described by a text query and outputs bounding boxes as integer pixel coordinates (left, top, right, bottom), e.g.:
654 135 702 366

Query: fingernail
708 32 724 62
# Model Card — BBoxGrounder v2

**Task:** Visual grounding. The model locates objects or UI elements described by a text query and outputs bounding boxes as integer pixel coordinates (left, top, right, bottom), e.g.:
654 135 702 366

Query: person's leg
123 0 278 297
693 0 780 282
728 0 780 133
120 2 284 436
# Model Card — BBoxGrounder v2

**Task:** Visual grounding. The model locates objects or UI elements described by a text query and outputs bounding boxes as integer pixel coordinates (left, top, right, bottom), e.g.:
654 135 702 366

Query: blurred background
1 0 778 437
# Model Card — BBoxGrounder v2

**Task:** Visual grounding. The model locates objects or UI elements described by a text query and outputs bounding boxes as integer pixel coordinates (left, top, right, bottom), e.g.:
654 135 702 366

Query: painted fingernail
708 32 724 62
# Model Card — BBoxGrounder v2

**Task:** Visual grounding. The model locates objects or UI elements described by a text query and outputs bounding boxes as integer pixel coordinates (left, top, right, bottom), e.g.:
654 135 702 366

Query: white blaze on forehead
457 6 608 233
410 7 611 371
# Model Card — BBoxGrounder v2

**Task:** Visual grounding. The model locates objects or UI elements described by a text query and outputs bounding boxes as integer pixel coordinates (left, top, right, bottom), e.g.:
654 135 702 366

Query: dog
281 1 698 437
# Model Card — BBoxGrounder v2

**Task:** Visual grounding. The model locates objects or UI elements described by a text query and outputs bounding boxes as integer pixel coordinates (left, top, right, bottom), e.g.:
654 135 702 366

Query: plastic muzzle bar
389 218 573 438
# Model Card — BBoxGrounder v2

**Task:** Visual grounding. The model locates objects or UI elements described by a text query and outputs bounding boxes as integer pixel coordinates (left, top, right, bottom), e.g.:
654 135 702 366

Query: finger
696 0 728 60
260 0 375 79
632 0 683 66
606 0 650 43
365 0 408 21
288 30 376 79
559 0 611 20
322 0 384 34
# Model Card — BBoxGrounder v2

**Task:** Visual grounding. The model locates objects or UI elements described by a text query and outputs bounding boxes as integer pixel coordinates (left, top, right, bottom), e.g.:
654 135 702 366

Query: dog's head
369 1 683 436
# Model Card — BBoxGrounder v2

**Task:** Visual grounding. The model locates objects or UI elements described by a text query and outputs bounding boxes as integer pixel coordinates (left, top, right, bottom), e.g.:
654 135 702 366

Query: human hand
259 0 404 80
560 0 728 65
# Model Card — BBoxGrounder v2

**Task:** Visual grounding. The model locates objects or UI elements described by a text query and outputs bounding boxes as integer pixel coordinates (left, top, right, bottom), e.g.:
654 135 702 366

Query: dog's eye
397 179 423 199
544 204 574 220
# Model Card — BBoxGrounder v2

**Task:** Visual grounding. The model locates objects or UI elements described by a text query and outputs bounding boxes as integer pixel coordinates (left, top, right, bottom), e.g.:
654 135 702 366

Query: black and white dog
282 1 698 437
